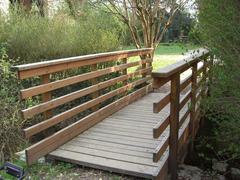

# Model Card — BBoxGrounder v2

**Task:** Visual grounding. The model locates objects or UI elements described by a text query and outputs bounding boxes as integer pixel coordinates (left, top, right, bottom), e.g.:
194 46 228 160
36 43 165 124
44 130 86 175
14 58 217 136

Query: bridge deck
48 92 190 179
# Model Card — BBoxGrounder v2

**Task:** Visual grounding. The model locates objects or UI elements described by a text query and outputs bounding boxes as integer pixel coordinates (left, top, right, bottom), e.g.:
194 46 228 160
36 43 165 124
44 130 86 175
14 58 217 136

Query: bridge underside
48 92 190 180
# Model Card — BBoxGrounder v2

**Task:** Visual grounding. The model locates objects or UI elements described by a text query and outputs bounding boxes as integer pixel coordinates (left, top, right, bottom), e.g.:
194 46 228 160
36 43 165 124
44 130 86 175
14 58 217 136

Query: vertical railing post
142 55 147 78
169 72 180 180
41 74 52 119
91 64 99 111
190 63 197 150
208 55 214 95
202 57 208 98
122 58 128 86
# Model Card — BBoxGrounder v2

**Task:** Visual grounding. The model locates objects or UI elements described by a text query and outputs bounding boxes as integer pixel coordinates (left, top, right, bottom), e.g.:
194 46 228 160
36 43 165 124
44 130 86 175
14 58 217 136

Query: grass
127 43 199 73
154 43 199 55
124 43 199 56
0 159 135 180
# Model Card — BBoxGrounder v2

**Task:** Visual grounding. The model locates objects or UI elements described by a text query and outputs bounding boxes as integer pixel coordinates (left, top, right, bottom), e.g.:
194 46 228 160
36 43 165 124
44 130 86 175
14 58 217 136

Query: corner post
169 72 180 180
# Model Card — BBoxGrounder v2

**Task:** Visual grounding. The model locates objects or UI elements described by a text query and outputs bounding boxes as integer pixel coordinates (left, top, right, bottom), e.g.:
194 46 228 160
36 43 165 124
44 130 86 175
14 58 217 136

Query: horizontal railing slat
14 48 153 79
153 93 170 113
153 116 170 139
24 75 152 138
152 48 209 78
21 58 152 99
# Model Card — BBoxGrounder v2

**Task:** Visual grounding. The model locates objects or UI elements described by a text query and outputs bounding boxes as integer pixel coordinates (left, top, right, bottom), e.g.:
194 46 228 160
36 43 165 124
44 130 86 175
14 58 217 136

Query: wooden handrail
14 48 154 165
152 48 209 78
151 48 211 180
13 48 153 79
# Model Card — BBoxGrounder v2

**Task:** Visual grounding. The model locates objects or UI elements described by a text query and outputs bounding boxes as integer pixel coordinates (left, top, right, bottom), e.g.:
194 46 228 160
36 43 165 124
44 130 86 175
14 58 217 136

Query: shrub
0 9 122 64
197 0 240 163
0 45 26 163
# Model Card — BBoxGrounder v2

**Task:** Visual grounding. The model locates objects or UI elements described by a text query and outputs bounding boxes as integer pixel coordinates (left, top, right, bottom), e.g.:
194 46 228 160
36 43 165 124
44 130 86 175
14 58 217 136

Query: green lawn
126 43 200 72
124 43 199 56
154 43 199 55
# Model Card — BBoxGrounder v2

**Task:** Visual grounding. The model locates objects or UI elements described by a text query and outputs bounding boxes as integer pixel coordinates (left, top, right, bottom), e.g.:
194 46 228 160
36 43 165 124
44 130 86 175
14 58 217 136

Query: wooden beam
14 48 153 79
90 64 99 111
20 59 152 99
153 93 170 113
41 74 51 119
169 73 180 180
153 116 170 139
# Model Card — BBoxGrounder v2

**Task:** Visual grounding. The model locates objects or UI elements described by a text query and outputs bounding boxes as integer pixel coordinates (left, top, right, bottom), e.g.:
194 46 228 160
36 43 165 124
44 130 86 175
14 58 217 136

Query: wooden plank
179 91 191 110
152 76 170 89
153 116 170 139
89 126 155 140
58 145 158 166
41 74 52 119
153 153 169 180
92 122 153 134
14 48 153 79
122 58 128 86
153 138 169 163
71 138 154 154
25 85 152 165
90 64 99 111
49 149 159 179
65 140 152 158
169 73 180 180
179 109 190 128
22 75 151 119
153 93 170 113
75 135 157 150
93 124 153 136
24 77 151 138
152 48 209 78
20 59 152 99
180 74 192 92
81 131 158 144
105 116 158 124
102 118 155 128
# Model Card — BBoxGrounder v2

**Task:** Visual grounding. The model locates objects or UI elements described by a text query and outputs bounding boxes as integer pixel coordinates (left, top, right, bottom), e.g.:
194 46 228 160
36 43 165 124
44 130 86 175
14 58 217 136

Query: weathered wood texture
13 48 210 180
152 48 210 180
49 92 190 180
13 48 153 165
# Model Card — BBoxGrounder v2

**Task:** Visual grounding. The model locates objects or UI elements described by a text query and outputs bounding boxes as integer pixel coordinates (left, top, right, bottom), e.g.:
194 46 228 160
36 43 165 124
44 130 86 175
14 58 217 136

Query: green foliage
0 10 121 64
198 0 240 162
0 45 26 163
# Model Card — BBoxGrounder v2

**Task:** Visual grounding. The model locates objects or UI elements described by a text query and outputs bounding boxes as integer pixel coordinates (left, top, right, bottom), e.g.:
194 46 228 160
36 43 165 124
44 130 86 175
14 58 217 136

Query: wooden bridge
13 48 210 180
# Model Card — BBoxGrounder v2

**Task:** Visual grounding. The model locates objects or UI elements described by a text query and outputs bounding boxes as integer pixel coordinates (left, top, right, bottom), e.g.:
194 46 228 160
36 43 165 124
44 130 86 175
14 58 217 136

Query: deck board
49 92 189 179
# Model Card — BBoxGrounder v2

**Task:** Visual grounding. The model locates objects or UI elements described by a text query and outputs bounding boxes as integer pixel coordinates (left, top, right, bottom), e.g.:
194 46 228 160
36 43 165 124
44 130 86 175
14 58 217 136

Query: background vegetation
0 1 199 179
194 0 240 169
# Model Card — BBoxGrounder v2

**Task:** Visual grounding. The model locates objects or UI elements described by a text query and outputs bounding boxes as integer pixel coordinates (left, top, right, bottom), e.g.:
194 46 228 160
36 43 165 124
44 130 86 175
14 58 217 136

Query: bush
0 7 123 162
197 0 240 163
0 45 26 163
0 9 122 64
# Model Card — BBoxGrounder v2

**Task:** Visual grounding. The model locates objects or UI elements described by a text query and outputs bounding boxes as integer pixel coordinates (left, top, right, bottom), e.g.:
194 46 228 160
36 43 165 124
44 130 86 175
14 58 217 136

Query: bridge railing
13 48 154 165
151 48 211 179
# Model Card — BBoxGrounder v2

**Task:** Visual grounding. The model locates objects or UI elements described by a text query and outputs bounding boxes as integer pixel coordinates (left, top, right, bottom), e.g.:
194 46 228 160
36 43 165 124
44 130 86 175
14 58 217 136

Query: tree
65 0 86 17
91 0 189 49
9 0 46 17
